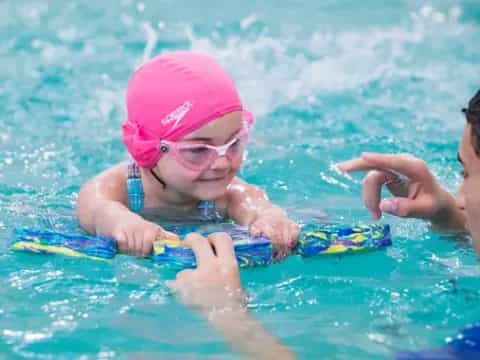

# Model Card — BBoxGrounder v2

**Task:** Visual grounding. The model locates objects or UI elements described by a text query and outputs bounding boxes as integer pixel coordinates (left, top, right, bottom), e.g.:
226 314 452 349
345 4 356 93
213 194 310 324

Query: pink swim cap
122 51 253 168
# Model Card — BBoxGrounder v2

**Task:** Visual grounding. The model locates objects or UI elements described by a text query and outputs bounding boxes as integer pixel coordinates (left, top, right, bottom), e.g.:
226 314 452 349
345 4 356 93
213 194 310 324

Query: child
76 51 299 258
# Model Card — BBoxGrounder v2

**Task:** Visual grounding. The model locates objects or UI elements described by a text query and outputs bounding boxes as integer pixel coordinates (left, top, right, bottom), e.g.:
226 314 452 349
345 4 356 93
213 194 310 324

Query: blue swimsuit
126 162 224 221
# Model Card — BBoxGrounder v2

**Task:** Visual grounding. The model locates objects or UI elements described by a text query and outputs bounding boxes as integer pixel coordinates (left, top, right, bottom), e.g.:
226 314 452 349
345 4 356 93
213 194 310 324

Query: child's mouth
198 172 232 182
198 177 225 182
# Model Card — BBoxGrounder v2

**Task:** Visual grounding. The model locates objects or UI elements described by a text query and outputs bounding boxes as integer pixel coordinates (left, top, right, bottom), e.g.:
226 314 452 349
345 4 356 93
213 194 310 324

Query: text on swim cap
161 101 194 129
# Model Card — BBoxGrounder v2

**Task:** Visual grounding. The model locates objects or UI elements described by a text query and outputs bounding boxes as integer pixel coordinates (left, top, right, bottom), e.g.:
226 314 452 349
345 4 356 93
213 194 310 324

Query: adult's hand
168 232 296 360
336 152 465 230
169 232 244 312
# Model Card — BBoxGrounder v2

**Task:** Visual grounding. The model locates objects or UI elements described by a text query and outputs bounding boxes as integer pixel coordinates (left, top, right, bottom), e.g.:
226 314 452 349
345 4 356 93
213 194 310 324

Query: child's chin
194 183 228 200
198 188 227 201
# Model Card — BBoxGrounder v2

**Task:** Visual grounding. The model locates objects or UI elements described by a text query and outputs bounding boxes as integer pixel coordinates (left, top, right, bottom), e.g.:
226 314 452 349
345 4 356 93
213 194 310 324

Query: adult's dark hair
463 90 480 156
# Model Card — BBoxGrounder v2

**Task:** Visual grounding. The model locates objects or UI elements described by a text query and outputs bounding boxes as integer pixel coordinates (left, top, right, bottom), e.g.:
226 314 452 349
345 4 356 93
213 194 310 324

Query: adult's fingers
168 269 195 292
362 170 396 220
338 153 432 184
360 153 433 183
207 232 236 263
380 196 435 219
175 268 195 284
184 233 214 267
336 157 372 173
385 174 410 198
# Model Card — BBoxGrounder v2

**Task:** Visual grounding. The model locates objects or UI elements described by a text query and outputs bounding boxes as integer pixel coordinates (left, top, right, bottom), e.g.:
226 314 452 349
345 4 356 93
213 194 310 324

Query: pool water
1 0 480 358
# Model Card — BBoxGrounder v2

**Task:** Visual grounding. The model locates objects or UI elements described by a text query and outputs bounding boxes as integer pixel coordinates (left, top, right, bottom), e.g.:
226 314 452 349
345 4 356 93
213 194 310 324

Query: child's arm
76 162 176 256
224 177 300 258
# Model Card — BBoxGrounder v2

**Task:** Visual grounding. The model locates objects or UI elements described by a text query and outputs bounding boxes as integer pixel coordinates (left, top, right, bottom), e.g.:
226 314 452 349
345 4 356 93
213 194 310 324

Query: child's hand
249 208 300 260
112 217 178 256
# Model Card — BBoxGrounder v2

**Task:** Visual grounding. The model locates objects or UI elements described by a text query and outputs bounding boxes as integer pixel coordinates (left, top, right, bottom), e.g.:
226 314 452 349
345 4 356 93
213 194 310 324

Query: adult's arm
169 232 296 360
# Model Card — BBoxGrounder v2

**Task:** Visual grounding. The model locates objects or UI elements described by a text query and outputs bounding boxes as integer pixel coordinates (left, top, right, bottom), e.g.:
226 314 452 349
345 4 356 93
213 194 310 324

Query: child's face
155 111 246 200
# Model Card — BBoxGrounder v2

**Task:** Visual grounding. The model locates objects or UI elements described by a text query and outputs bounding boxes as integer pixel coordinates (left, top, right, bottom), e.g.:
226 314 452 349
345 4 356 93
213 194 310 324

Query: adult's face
456 124 480 253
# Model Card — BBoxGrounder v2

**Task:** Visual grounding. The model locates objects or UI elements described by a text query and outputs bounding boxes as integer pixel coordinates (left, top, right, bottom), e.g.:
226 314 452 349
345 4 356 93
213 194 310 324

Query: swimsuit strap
126 162 224 221
127 162 144 213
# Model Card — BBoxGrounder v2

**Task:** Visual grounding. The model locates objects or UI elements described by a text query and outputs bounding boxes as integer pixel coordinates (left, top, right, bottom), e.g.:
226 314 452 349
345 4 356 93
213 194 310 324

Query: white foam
139 21 158 65
182 5 474 122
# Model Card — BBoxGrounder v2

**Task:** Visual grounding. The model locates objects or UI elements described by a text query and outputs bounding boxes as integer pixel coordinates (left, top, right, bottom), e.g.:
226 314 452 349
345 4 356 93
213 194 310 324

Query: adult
337 90 480 252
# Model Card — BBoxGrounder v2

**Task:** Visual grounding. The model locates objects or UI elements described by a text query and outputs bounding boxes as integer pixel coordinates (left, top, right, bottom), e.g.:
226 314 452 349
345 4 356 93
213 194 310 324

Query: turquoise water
1 0 480 358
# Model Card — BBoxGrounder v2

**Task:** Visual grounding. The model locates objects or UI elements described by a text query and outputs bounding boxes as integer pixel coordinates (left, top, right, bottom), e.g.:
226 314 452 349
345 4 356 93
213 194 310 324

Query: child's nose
210 155 230 170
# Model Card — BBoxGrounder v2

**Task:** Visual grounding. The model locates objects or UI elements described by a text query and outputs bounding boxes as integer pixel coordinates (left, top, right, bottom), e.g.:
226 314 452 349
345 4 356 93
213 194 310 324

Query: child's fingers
127 231 139 255
139 228 160 256
141 235 153 256
249 223 262 236
163 230 180 240
113 230 129 253
289 223 300 248
282 221 298 245
271 227 289 260
251 222 275 257
143 239 152 256
134 229 148 255
250 219 298 258
273 243 289 261
282 226 291 247
155 228 179 241
261 223 275 238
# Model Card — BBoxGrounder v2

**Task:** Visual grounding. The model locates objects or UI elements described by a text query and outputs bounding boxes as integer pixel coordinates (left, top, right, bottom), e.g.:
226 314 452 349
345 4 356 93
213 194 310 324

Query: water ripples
1 0 480 358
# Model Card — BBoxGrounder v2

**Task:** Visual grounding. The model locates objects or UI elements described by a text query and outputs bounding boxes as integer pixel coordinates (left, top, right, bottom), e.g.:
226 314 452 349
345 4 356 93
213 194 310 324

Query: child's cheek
172 170 201 188
231 157 244 173
185 172 203 183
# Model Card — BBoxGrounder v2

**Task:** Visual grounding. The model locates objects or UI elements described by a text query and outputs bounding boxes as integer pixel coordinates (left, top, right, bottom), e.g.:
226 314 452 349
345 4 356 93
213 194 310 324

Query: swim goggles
158 122 249 172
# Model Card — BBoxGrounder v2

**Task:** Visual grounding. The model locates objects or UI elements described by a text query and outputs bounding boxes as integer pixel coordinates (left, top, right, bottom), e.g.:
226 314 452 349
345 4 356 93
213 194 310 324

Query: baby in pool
76 51 299 258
